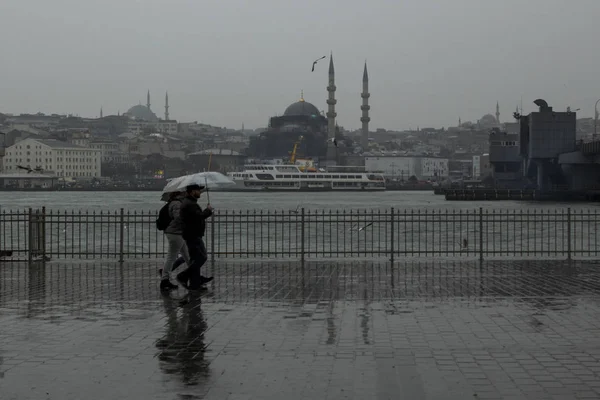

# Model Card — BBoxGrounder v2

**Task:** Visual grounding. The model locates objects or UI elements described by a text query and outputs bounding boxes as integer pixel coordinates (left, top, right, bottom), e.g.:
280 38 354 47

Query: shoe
160 279 178 292
176 272 189 289
200 276 214 285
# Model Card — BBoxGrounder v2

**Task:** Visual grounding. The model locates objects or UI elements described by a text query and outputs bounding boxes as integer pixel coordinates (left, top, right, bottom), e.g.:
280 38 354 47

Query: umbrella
161 171 235 201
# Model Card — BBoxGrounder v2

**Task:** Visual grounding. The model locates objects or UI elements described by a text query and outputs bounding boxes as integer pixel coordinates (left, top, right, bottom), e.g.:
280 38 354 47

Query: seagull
17 165 34 173
347 222 373 232
327 137 338 147
311 55 326 72
358 222 374 232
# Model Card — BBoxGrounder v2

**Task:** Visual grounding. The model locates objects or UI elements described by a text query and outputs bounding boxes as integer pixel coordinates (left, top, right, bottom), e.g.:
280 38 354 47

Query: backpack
156 201 173 231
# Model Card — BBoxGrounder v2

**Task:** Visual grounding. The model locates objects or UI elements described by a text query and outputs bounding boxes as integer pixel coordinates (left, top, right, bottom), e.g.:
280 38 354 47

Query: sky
0 0 599 131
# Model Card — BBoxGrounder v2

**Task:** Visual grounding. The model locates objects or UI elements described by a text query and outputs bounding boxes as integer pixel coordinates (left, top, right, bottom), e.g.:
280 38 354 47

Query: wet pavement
1 260 600 399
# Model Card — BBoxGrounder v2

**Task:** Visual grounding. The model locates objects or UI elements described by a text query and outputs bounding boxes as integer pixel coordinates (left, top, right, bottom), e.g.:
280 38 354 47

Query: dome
283 100 321 117
479 114 498 126
125 105 158 122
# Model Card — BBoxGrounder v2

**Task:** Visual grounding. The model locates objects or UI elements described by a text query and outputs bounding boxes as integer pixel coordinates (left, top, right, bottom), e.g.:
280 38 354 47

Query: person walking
177 184 214 291
159 191 191 292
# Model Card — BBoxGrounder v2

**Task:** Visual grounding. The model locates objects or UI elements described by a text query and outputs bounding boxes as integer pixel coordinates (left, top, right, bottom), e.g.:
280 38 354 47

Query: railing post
567 207 572 261
479 207 484 262
27 207 33 264
118 208 124 263
390 207 395 263
41 207 46 260
300 208 305 263
210 211 216 263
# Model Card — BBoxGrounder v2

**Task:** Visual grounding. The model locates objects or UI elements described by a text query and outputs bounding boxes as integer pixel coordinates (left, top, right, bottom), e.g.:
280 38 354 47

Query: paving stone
1 259 600 399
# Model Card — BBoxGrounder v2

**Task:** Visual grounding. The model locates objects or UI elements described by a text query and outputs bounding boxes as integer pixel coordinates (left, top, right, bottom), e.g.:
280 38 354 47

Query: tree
408 175 418 183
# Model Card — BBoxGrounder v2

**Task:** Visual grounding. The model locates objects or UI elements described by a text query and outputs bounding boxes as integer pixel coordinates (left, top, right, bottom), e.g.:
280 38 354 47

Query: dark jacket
180 195 213 239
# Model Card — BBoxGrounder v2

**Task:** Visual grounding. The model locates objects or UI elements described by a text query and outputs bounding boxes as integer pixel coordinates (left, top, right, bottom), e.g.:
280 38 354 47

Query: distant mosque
248 54 371 162
124 90 171 122
458 101 502 129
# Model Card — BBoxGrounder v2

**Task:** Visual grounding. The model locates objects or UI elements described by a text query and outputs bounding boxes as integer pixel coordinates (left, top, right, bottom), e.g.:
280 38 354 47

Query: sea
0 190 597 212
1 190 598 259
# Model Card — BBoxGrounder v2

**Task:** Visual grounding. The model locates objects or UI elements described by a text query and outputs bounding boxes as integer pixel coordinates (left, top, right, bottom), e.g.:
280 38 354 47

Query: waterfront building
365 156 449 180
472 154 491 179
489 129 521 182
3 138 102 179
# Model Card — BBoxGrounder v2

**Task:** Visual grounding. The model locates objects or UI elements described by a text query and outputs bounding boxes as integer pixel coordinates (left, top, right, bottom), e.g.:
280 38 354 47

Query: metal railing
1 207 598 261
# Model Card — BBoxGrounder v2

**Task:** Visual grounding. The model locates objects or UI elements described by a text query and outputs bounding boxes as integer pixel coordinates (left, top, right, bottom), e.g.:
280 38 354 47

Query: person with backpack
177 184 214 291
157 191 190 292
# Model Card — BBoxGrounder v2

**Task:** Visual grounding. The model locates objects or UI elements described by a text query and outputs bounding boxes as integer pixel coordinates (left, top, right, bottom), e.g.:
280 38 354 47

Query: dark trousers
182 236 208 289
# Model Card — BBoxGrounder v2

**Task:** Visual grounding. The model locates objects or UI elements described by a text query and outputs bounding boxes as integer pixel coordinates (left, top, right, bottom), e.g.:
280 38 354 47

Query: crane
289 135 304 165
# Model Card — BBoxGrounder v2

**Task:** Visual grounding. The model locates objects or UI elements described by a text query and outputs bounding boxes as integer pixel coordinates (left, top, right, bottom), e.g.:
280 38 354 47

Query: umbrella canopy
161 171 235 200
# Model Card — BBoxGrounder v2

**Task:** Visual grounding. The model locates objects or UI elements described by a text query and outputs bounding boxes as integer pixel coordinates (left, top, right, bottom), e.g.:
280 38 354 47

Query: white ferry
226 164 386 191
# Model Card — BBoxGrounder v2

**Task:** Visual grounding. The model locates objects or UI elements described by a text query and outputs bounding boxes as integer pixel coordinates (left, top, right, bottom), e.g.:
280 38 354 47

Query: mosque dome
479 114 498 126
283 99 321 117
125 105 158 122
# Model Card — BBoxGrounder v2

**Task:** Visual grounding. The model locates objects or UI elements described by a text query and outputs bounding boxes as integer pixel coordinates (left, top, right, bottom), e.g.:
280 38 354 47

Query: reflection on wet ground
1 260 600 399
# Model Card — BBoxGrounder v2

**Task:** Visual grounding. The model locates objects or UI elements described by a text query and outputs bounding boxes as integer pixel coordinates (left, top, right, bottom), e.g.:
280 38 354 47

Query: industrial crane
289 135 304 165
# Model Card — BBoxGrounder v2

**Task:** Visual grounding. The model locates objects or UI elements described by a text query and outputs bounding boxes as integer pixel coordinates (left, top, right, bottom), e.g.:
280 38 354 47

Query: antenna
520 96 523 114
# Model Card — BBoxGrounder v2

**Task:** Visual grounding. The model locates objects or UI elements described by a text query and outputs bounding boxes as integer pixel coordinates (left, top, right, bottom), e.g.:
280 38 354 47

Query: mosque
247 54 370 163
123 90 171 122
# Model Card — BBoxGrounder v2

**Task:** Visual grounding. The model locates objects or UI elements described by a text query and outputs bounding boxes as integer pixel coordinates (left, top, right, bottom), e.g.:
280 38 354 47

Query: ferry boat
226 164 386 191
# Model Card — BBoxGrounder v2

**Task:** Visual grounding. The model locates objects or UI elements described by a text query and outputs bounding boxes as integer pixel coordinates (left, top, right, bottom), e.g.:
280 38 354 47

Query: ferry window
256 173 274 180
309 175 315 178
324 175 331 178
284 175 291 178
332 175 339 178
276 175 283 178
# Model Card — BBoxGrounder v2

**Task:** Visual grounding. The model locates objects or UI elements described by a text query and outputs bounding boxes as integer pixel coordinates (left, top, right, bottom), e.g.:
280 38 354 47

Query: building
127 119 178 136
520 99 576 190
247 93 330 160
89 140 129 164
472 154 491 179
247 54 364 163
187 148 247 173
489 129 521 181
3 138 102 179
124 90 178 135
365 156 449 180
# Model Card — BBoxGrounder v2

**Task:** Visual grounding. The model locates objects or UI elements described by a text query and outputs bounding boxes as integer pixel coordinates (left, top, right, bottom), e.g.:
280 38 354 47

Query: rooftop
35 139 87 149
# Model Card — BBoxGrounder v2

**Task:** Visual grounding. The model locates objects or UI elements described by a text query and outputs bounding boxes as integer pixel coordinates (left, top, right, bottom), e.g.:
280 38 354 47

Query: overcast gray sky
0 0 598 130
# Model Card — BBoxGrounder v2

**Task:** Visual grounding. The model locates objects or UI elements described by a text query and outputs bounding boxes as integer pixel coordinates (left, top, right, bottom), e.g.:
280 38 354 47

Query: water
2 191 599 261
1 190 598 212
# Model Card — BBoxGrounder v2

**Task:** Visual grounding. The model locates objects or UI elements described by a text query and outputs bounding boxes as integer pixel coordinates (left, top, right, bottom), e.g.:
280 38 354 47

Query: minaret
100 107 103 118
360 61 370 149
326 53 337 141
147 90 151 110
496 101 500 123
458 117 461 127
164 91 170 120
326 53 337 164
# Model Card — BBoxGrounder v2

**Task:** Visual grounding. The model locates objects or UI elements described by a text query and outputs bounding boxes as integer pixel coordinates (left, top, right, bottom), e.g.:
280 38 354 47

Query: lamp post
594 99 600 140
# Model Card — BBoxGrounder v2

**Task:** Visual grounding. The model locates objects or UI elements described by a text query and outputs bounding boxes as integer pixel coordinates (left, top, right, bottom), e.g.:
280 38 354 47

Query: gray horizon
1 0 598 130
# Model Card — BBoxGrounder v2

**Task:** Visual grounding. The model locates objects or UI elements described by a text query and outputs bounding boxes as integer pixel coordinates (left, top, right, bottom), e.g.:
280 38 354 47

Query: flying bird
327 137 338 147
311 56 326 72
17 165 34 173
358 222 374 232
